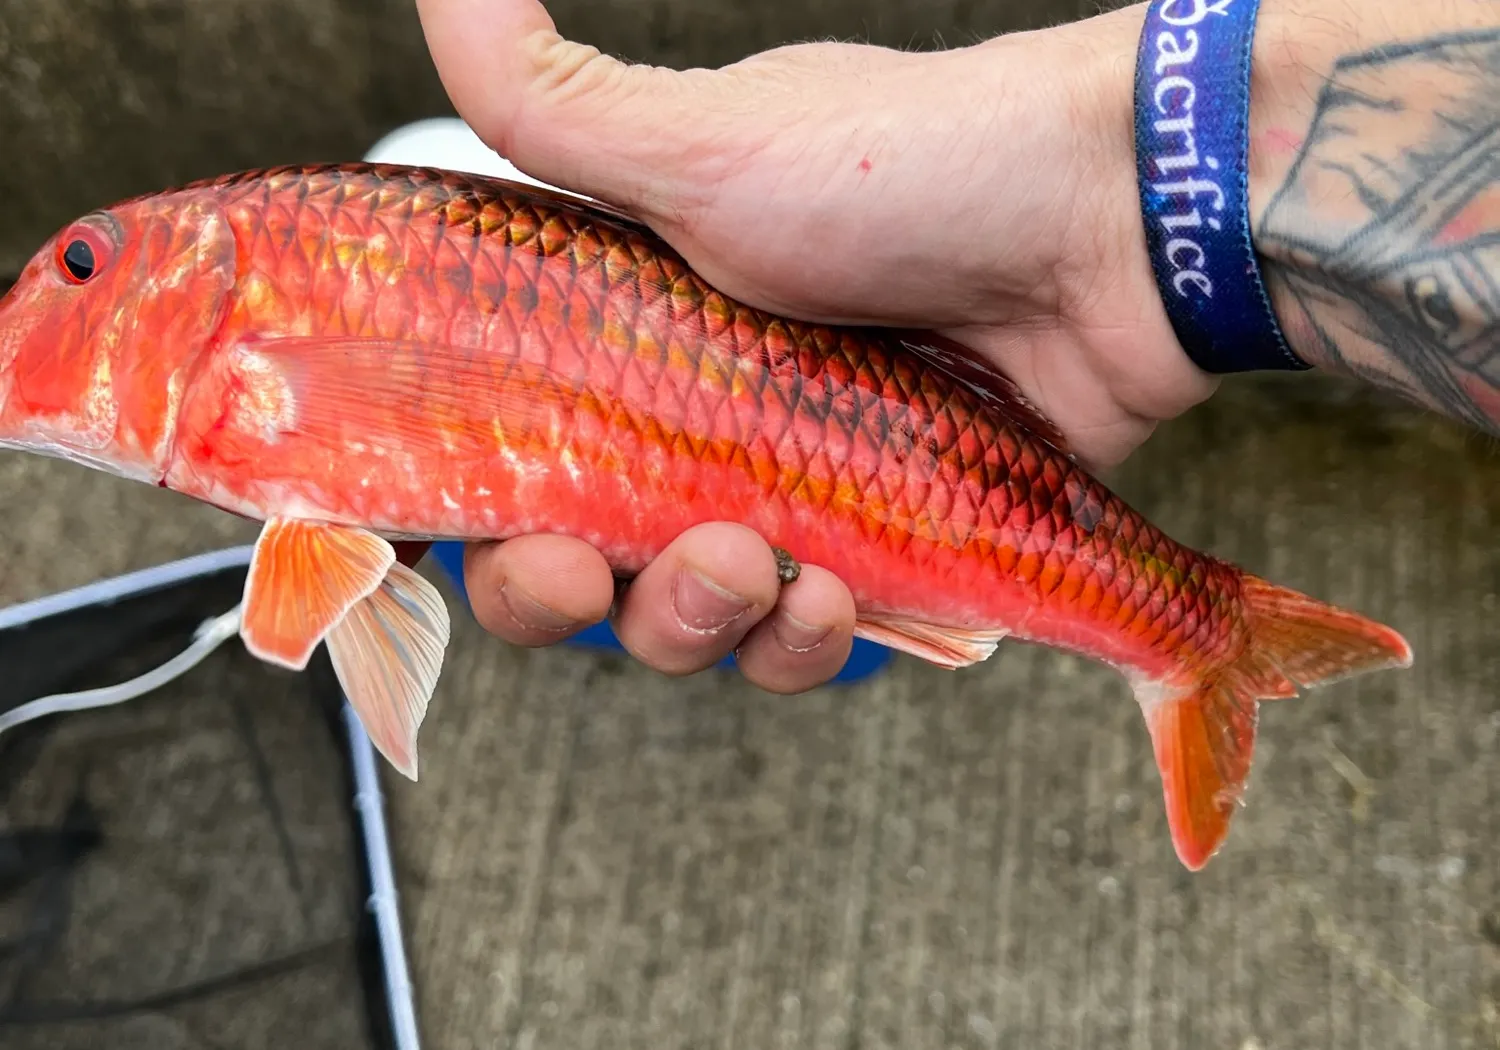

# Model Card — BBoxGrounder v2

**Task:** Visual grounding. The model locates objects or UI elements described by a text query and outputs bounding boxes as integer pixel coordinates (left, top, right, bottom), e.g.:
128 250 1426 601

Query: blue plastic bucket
429 542 892 684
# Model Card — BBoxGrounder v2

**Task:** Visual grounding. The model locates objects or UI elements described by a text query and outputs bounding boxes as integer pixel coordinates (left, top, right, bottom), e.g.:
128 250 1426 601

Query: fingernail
499 581 577 633
673 569 751 634
772 612 832 654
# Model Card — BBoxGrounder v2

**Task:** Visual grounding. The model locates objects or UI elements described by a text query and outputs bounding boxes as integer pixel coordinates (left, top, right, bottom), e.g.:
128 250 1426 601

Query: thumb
414 0 1032 327
415 0 728 219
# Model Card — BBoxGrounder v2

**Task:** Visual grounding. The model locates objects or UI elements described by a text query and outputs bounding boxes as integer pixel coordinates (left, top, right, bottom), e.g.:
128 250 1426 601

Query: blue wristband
1133 0 1308 373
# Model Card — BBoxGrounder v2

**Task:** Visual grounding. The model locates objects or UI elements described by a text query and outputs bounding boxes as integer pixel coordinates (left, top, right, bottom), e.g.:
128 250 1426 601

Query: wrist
1074 1 1432 260
1049 0 1500 431
1067 0 1434 376
1085 1 1310 374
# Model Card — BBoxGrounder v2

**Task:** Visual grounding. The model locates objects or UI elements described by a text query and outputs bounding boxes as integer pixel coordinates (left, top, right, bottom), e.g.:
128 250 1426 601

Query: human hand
413 0 1213 690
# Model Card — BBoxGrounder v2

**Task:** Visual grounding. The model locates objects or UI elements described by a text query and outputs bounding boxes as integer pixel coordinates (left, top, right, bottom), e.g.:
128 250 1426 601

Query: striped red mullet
0 164 1412 870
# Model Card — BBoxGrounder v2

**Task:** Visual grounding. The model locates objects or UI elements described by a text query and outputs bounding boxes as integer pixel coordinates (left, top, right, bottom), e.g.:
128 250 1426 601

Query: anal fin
327 560 451 780
241 517 396 670
854 616 1010 669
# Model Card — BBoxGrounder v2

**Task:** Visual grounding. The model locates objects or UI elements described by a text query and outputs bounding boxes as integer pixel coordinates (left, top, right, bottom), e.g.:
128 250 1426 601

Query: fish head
0 192 237 483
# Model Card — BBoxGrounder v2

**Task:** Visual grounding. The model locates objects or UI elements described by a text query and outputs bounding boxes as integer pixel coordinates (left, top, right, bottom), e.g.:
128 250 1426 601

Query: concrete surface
0 0 1497 1048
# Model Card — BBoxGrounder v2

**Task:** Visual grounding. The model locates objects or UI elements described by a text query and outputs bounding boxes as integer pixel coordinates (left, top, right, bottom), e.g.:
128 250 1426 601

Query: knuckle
628 638 722 678
473 600 521 642
740 659 823 696
615 611 739 676
734 629 841 695
528 33 636 110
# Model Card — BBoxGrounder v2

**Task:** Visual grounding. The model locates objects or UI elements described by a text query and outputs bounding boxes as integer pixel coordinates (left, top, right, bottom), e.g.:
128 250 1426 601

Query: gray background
0 0 1496 1047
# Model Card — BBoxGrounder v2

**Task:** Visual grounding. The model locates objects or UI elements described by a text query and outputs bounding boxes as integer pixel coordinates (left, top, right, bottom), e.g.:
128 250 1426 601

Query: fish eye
54 221 114 286
62 240 96 282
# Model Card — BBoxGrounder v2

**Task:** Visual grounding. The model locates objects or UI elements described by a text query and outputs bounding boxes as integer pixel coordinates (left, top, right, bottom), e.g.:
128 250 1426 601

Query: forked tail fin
1138 574 1413 871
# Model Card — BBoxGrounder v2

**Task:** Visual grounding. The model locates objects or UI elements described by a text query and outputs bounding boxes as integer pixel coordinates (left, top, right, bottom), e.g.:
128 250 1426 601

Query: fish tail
1137 573 1413 871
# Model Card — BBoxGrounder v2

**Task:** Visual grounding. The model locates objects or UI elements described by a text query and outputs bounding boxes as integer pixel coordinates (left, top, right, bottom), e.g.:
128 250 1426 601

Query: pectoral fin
327 561 450 779
241 517 396 670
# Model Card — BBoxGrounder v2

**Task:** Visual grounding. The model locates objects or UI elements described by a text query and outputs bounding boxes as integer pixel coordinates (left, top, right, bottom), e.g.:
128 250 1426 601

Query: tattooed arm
1247 1 1500 429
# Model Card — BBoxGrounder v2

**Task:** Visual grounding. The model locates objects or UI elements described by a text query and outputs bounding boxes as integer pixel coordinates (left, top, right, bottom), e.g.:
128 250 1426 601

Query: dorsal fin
482 175 655 235
175 162 662 239
382 162 661 238
891 330 1074 458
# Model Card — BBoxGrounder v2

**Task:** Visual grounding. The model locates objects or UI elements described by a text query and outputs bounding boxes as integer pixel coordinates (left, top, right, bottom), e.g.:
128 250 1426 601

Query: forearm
1083 0 1499 430
1247 0 1500 430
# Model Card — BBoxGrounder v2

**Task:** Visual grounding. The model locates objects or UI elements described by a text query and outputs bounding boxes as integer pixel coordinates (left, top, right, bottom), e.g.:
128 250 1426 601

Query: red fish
0 164 1411 869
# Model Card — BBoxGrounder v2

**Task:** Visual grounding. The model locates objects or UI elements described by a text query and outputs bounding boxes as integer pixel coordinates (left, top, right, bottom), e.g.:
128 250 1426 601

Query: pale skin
413 0 1499 693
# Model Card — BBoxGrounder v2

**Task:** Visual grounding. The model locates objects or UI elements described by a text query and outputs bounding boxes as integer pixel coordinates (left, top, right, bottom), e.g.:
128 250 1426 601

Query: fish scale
0 162 1413 870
